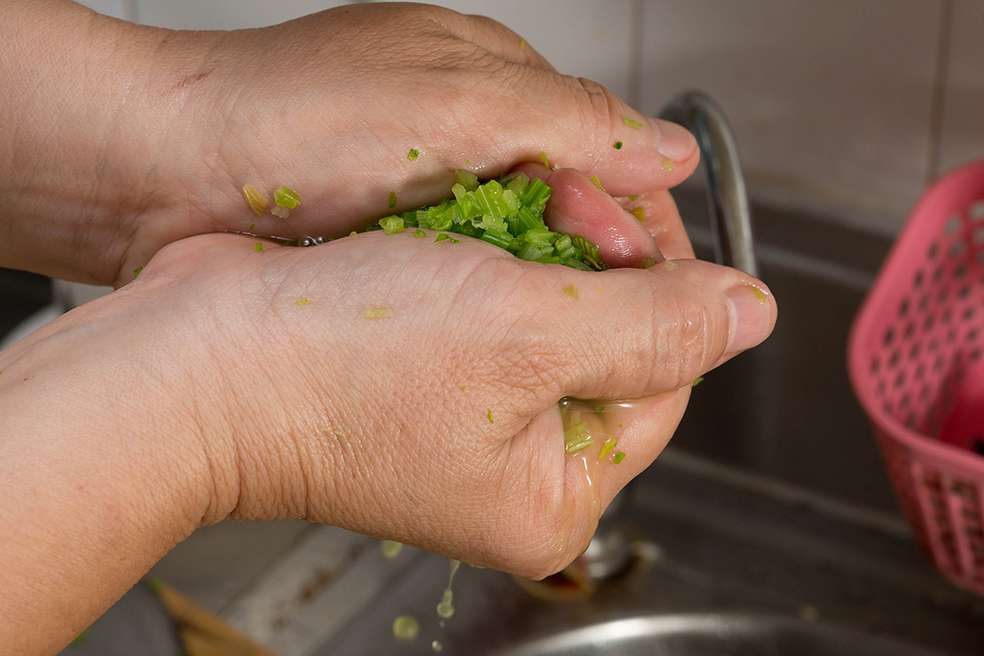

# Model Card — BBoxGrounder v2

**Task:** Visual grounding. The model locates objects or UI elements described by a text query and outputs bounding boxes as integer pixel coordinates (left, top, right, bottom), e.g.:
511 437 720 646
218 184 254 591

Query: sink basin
499 614 944 656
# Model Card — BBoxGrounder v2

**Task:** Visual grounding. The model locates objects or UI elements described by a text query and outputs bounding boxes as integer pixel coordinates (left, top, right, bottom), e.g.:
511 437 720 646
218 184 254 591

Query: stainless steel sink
499 614 944 656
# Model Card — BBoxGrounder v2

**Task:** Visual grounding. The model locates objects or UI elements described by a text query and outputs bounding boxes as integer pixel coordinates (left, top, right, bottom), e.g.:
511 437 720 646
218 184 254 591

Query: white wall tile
639 0 944 235
938 0 984 175
134 0 350 30
426 0 635 100
75 0 134 20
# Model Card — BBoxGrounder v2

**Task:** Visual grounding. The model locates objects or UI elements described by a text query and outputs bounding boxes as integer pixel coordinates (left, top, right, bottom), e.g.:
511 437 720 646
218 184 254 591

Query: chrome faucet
574 91 758 583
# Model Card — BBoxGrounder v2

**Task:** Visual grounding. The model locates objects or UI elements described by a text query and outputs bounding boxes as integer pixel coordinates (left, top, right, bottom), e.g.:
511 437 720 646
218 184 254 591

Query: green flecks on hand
454 169 479 191
519 38 527 49
407 148 420 161
562 284 579 300
613 451 626 464
747 284 768 304
589 175 606 192
435 233 459 244
642 256 658 269
627 194 639 201
254 242 265 252
622 116 644 129
295 296 311 306
388 191 398 209
248 223 256 232
613 140 623 150
660 158 675 173
539 151 552 169
379 216 405 234
363 306 392 320
564 419 593 454
692 376 704 387
349 231 358 237
274 186 301 209
487 408 494 424
413 228 427 238
630 206 646 222
132 266 144 278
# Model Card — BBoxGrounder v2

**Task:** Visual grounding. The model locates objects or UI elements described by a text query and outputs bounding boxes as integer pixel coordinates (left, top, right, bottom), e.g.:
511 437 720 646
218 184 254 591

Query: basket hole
942 307 953 324
914 269 925 288
964 306 977 322
919 381 930 399
954 263 967 279
883 327 896 346
889 349 901 367
974 226 984 244
909 342 921 359
923 314 936 331
928 337 939 352
967 327 979 341
894 371 906 389
947 327 958 341
949 241 966 257
972 201 984 220
905 414 917 429
933 354 945 371
918 293 930 310
877 379 887 395
916 364 927 380
870 356 880 373
927 241 940 259
898 393 911 409
898 298 910 317
932 266 945 282
946 215 962 234
903 321 916 339
957 285 970 299
971 348 982 362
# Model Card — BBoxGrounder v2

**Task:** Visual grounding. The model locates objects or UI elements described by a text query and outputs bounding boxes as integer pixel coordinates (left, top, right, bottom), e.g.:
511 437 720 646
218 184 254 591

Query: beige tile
427 0 636 99
937 0 984 175
639 0 945 235
134 0 351 29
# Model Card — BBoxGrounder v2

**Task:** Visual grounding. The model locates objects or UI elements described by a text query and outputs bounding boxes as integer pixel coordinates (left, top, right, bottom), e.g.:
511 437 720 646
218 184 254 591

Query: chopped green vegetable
436 589 455 619
748 284 768 304
242 184 269 216
590 175 606 192
538 151 551 169
393 615 420 640
248 223 256 231
407 148 420 161
692 376 704 387
363 306 392 320
613 451 626 464
594 404 606 416
630 206 646 222
413 228 427 238
627 194 639 201
254 242 265 252
598 436 618 461
660 158 675 173
564 418 593 454
271 205 290 220
455 169 479 191
487 408 494 424
295 296 311 306
274 186 301 209
132 266 143 278
388 191 398 208
562 284 579 300
381 540 403 558
519 38 527 49
379 216 405 234
349 231 358 237
642 256 658 269
622 116 644 129
614 141 623 150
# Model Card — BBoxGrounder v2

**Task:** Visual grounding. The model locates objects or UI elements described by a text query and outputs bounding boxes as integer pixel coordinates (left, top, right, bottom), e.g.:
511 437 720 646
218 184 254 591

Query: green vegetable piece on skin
613 451 626 464
692 376 704 387
614 141 623 150
388 191 398 209
487 408 494 424
254 242 265 252
393 615 420 641
381 540 403 559
407 148 420 161
622 116 644 129
274 186 301 210
564 419 593 454
413 228 427 238
379 216 405 234
455 169 479 191
132 266 144 278
599 436 618 461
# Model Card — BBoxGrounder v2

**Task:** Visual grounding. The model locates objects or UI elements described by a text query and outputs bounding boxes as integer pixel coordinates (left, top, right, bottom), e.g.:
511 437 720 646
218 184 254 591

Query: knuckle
572 76 619 154
653 293 714 389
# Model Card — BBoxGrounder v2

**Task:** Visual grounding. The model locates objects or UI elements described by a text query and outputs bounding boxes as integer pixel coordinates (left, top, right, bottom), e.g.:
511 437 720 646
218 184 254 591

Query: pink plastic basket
849 161 984 594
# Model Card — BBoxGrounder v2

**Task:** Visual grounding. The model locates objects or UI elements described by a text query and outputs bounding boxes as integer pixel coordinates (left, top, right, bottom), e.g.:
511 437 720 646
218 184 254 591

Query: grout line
926 0 954 184
626 0 643 107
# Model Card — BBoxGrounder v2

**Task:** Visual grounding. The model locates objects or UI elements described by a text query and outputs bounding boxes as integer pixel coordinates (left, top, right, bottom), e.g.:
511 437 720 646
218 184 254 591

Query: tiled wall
77 0 982 237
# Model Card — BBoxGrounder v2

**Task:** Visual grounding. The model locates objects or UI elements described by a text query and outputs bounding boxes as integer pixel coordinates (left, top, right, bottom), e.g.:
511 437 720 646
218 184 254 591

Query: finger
618 190 695 260
511 164 662 268
517 258 776 401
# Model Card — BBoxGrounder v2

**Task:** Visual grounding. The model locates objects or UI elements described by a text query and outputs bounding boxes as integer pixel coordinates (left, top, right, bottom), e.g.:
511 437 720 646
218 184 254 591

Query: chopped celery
274 186 301 209
692 376 704 387
627 194 639 201
642 256 658 269
132 266 143 278
538 151 551 168
630 206 646 222
254 242 264 252
407 148 420 161
660 158 675 173
271 205 290 220
295 297 311 306
614 141 623 150
590 175 606 192
562 284 578 300
613 451 626 464
598 436 618 461
393 615 419 640
379 216 405 234
487 408 494 424
455 169 479 191
363 306 392 320
380 540 403 559
564 419 593 454
388 191 398 208
413 228 427 238
622 117 644 129
242 184 269 216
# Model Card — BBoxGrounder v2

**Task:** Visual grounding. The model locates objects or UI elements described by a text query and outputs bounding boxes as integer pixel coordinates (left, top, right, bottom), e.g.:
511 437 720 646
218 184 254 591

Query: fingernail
726 283 773 353
651 119 697 162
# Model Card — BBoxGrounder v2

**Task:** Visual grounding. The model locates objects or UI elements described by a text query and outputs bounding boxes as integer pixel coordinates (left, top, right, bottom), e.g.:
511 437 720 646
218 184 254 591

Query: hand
0 2 698 285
